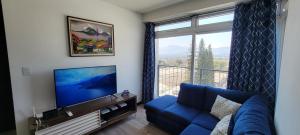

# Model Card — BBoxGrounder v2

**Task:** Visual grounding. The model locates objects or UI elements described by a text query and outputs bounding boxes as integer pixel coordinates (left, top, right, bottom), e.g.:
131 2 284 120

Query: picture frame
67 16 115 56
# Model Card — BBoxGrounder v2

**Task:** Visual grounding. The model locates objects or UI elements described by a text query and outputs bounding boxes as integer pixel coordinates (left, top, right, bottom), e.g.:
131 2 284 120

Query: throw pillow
227 110 237 135
210 95 241 119
211 114 232 135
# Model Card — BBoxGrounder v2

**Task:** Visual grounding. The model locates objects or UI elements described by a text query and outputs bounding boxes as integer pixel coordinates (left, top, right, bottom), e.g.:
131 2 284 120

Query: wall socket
22 67 31 76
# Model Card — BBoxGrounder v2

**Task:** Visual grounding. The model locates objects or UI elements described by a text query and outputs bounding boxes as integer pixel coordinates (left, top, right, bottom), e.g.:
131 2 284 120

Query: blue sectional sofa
144 83 274 135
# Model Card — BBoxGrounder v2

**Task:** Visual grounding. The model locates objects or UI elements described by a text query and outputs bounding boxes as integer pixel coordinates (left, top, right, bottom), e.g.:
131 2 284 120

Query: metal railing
158 65 190 96
195 68 228 88
158 65 228 96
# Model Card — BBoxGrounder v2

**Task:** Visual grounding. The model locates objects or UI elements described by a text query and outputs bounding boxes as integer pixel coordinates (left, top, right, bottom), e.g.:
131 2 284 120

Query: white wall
143 0 236 22
274 0 300 134
1 0 145 134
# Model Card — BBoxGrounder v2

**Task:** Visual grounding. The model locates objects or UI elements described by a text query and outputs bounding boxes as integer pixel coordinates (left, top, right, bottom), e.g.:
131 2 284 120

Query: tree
159 60 166 65
194 39 214 86
187 44 193 68
207 44 215 86
176 59 183 66
185 39 215 86
195 38 207 84
186 44 193 83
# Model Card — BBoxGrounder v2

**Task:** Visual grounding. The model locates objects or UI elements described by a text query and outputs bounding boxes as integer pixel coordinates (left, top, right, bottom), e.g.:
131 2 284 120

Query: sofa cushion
210 95 241 119
211 114 232 135
233 95 272 135
144 95 177 113
227 111 236 135
204 86 253 111
146 110 186 135
178 83 206 110
192 112 219 130
164 103 199 126
180 124 211 135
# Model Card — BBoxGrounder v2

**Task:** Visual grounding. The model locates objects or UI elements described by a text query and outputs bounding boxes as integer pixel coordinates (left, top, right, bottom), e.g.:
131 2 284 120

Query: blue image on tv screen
54 66 117 108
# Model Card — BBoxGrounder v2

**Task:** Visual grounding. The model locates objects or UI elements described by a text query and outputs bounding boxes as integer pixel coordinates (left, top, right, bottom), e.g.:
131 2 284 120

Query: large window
156 11 234 96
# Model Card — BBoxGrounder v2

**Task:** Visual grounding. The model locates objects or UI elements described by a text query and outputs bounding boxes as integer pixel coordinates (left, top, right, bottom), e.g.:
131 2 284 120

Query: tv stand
29 93 137 135
111 94 118 99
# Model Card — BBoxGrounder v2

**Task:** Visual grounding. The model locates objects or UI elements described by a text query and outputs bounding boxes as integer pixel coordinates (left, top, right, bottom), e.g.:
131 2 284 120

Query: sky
157 32 232 59
196 32 232 48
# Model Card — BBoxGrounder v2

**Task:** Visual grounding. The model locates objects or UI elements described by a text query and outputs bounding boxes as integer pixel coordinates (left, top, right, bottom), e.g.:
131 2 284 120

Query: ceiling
102 0 188 14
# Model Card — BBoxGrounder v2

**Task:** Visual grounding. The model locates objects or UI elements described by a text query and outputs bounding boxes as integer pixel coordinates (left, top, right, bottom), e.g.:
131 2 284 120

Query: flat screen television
54 66 117 108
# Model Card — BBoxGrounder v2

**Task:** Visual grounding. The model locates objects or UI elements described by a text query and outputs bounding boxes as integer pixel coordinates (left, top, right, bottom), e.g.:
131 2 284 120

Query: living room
0 0 299 135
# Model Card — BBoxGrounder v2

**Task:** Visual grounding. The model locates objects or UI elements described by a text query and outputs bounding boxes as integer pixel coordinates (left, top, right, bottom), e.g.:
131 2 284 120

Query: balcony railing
158 65 190 96
158 65 228 96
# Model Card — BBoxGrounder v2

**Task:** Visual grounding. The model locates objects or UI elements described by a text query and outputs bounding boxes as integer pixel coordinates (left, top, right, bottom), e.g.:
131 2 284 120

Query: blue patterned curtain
142 22 156 103
227 0 276 107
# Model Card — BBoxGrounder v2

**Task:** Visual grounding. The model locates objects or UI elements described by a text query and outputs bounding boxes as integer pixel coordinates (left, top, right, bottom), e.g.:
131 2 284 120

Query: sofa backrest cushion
204 86 253 112
177 83 206 110
233 95 272 135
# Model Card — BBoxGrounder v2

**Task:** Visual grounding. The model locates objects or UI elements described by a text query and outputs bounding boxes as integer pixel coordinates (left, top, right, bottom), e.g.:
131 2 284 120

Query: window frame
155 20 192 32
155 9 234 39
155 9 234 97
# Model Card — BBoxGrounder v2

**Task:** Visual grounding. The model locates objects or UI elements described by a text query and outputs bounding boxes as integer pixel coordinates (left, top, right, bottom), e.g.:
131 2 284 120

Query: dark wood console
29 93 137 135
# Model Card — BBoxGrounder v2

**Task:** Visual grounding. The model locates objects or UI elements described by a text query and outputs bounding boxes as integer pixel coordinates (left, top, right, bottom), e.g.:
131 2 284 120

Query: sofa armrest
177 83 206 111
233 95 273 135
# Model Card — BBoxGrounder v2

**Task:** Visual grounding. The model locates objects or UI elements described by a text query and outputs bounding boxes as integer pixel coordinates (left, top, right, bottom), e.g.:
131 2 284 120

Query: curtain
142 22 156 103
227 0 276 107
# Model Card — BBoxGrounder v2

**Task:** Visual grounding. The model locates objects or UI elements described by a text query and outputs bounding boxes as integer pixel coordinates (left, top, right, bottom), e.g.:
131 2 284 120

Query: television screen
54 66 117 108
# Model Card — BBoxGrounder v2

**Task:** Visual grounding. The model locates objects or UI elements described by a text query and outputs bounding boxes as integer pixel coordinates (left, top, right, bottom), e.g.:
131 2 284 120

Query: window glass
198 13 234 26
155 11 234 97
155 21 191 31
194 32 232 88
157 35 192 96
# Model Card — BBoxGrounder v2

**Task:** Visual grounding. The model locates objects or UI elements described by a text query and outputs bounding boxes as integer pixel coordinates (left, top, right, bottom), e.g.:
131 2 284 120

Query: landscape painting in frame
68 16 114 56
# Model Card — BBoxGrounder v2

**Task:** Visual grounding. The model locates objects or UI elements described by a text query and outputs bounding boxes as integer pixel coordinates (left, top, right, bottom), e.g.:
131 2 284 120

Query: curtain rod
238 0 289 17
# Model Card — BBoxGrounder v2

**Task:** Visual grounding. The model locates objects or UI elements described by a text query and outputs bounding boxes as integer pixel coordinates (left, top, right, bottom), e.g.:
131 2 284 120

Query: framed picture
67 16 114 56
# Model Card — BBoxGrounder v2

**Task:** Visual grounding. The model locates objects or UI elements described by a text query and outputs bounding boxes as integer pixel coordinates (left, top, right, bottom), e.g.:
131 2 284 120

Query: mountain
76 27 110 37
159 45 230 59
159 45 190 59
